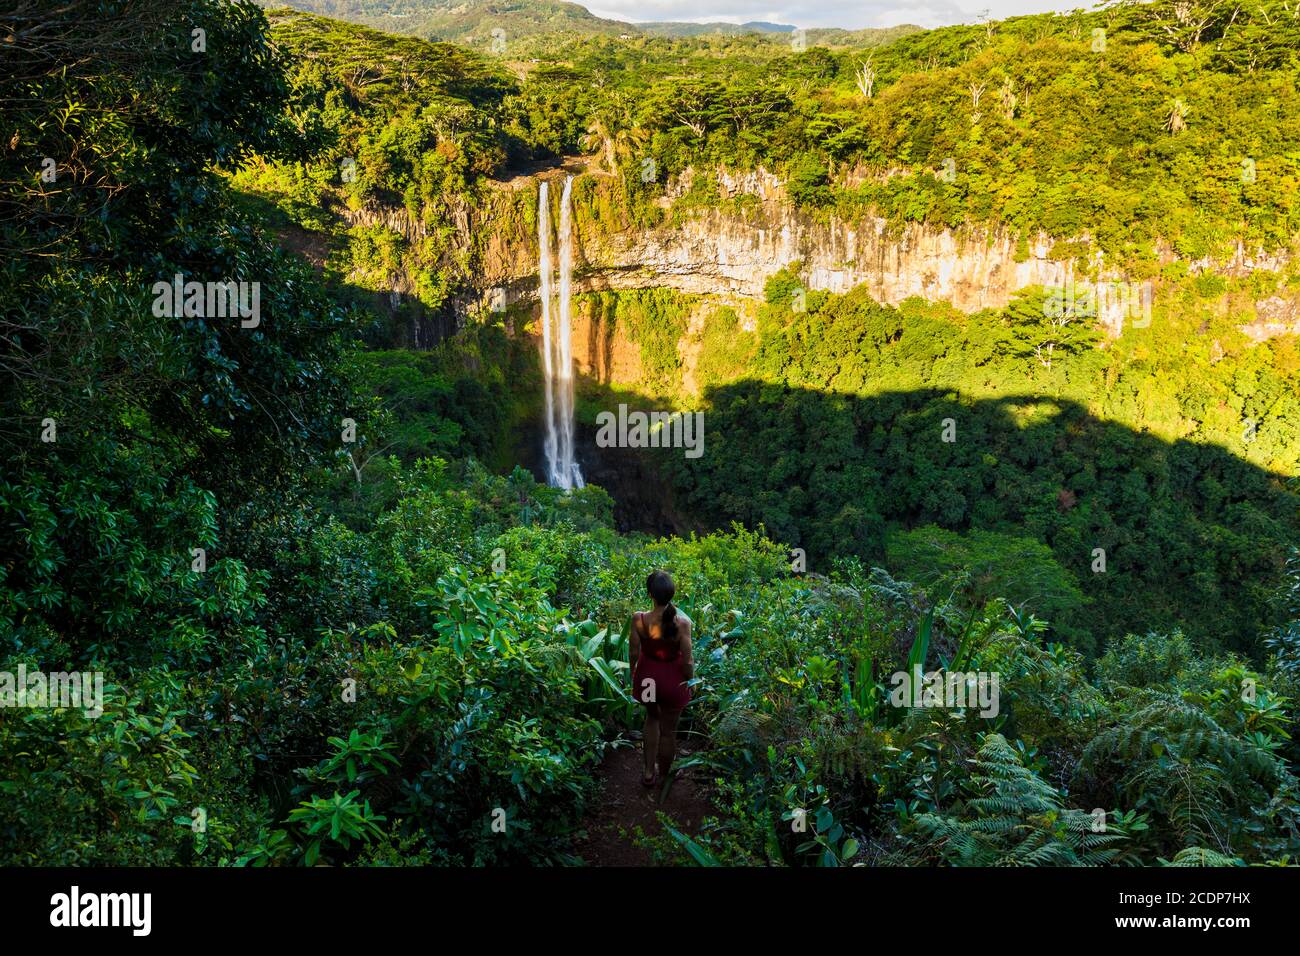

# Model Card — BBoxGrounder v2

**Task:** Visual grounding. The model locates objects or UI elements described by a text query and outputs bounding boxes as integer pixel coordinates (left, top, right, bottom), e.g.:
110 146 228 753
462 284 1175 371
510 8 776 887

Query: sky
584 0 1096 31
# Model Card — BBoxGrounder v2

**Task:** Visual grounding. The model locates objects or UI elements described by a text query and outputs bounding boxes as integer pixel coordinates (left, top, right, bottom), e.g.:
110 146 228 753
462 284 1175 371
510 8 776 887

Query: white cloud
585 0 1093 30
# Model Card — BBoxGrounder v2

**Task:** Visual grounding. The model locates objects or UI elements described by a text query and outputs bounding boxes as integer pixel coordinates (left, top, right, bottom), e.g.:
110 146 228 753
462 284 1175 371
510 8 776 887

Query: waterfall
538 181 559 483
538 176 584 490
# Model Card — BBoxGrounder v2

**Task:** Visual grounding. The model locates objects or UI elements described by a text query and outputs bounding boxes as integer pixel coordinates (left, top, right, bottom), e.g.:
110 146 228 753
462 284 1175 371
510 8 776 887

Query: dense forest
2 0 1299 872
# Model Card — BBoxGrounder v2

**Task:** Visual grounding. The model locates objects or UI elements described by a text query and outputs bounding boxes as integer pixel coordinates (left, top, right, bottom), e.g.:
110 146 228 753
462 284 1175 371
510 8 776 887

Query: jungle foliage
2 0 1298 869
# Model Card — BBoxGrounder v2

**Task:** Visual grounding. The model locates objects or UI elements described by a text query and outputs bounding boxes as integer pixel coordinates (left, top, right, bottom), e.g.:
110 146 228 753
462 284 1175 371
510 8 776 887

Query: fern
866 566 926 614
1264 547 1300 677
1163 846 1245 867
913 734 1124 866
1081 691 1285 857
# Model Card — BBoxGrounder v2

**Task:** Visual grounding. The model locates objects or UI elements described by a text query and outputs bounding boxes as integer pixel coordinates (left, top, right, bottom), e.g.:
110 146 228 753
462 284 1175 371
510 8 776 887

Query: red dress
632 611 691 710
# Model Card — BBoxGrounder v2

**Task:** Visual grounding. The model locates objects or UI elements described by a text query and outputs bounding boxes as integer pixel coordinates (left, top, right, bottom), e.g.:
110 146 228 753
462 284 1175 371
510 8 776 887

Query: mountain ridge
260 0 922 44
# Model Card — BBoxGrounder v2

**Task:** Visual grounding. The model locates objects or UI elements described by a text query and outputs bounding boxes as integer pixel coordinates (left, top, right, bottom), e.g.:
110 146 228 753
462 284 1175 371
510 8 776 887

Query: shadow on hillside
234 188 465 351
570 378 1297 657
489 153 592 187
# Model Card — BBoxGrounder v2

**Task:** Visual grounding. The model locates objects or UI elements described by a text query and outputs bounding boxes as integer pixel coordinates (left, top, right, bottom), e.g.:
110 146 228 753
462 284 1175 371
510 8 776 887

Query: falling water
538 177 584 490
538 181 559 483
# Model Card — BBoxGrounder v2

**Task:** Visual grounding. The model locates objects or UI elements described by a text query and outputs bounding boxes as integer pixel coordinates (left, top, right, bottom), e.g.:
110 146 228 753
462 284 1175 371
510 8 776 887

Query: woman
630 570 694 787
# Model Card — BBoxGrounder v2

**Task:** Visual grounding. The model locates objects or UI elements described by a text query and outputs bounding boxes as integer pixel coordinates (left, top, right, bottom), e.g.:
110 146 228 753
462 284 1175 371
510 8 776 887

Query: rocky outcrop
589 205 1076 310
1241 296 1300 343
326 162 1293 353
458 165 1296 340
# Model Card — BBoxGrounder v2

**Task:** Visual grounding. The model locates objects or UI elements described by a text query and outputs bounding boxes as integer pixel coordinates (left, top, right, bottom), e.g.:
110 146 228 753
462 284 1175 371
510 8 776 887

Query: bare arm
679 621 694 681
628 614 640 690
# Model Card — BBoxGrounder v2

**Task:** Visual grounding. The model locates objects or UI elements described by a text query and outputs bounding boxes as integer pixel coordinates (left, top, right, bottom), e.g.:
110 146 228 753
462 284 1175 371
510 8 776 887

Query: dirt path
575 742 711 866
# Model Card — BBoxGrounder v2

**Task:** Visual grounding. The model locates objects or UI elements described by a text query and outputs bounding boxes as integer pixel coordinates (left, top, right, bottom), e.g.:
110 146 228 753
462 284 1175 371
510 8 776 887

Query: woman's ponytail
646 570 680 650
661 601 679 647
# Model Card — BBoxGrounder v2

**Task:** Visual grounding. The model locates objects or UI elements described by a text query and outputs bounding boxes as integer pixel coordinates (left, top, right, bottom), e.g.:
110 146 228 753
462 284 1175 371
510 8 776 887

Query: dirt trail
576 742 711 866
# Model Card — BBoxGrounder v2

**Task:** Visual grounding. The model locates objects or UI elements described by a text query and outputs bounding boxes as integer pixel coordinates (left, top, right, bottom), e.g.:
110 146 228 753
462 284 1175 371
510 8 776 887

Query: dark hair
646 570 679 649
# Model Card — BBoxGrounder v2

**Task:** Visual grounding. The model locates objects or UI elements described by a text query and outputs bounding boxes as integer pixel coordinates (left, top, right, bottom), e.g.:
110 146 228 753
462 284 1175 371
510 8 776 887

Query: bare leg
642 702 660 782
658 707 683 781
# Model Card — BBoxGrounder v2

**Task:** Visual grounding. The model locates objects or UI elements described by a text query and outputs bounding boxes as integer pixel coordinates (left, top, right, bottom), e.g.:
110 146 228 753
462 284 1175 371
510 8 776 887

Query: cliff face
591 204 1068 307
460 165 1298 344
582 167 1083 311
468 167 1082 310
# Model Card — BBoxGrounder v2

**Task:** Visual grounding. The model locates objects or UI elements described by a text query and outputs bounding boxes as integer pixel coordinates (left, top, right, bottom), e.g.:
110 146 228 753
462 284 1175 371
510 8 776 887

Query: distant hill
634 20 925 47
260 0 633 45
806 24 925 46
633 20 796 37
260 2 924 48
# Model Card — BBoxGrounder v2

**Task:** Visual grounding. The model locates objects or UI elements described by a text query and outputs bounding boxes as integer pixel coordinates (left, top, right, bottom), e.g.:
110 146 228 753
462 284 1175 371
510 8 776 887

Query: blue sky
585 0 1096 30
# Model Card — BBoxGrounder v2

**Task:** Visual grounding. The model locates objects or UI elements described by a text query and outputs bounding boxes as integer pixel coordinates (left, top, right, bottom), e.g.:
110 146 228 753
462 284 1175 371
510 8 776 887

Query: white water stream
538 177 583 490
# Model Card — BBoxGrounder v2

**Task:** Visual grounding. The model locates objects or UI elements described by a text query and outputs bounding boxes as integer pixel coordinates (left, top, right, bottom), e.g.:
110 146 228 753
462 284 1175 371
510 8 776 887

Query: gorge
11 0 1300 877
